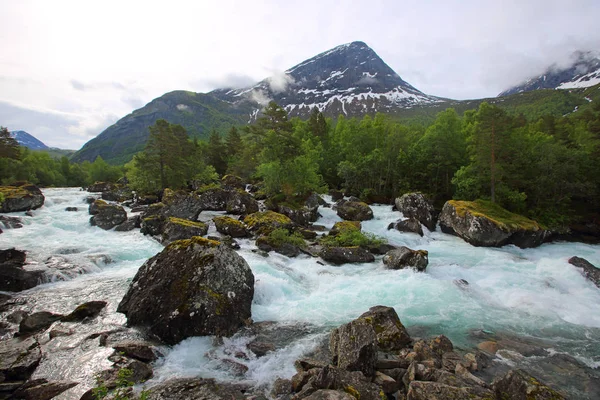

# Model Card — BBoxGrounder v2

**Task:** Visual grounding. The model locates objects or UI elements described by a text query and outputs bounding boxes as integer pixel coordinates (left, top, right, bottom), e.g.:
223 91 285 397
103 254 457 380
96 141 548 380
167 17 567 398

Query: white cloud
267 71 295 93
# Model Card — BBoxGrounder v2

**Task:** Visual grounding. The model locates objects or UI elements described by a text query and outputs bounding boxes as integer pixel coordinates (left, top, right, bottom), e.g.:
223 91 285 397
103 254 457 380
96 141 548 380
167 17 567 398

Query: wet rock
145 378 249 400
195 187 229 211
311 366 383 400
98 357 153 389
89 200 127 230
0 215 23 229
112 340 160 363
319 247 375 265
7 310 28 324
226 190 259 215
493 369 565 399
162 189 204 220
358 306 411 351
271 378 292 398
438 200 550 248
388 217 423 236
329 221 361 237
0 248 43 292
568 256 600 288
114 216 140 232
274 203 319 227
243 211 294 235
161 217 208 245
330 318 377 376
65 206 78 212
61 300 107 322
213 216 249 238
19 311 63 334
256 234 302 258
118 237 254 345
11 378 78 400
247 340 275 358
395 193 437 231
335 200 373 221
0 183 45 213
383 247 428 271
87 182 116 192
0 336 42 381
140 215 166 237
329 190 344 202
407 381 493 400
101 186 134 203
477 341 499 355
304 389 355 400
295 359 329 373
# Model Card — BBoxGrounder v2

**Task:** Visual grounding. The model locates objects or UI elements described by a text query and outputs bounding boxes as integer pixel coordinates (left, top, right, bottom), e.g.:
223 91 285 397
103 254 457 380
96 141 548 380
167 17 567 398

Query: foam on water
3 189 600 390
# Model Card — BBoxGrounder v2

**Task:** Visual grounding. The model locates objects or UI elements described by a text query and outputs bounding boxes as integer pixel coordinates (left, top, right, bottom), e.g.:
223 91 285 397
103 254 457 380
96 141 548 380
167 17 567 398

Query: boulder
256 235 302 258
195 187 229 211
101 185 134 202
162 189 204 220
140 216 166 237
329 221 361 236
319 247 375 265
395 192 437 231
388 217 423 237
112 340 159 363
383 247 429 271
87 182 116 192
19 311 63 334
161 217 208 245
117 237 254 344
568 256 600 288
335 200 373 221
213 216 249 238
493 369 565 400
89 200 127 230
0 248 44 292
330 318 378 376
407 381 493 400
10 379 78 400
358 306 411 351
61 300 107 322
243 211 294 235
0 336 42 381
65 207 78 212
145 378 248 400
275 203 319 226
226 190 259 215
114 216 141 232
221 175 245 190
0 183 45 213
0 215 23 229
439 200 550 248
308 366 383 400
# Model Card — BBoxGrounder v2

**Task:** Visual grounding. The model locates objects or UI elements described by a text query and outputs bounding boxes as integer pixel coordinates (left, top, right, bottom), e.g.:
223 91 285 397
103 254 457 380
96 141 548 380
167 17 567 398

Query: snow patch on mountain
10 130 49 150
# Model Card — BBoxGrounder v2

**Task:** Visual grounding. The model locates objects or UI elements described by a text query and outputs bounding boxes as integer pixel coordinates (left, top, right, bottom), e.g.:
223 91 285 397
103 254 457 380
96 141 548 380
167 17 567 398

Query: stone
226 190 259 215
213 216 249 238
395 193 437 231
329 221 361 237
243 211 294 235
0 215 23 229
319 247 375 265
145 378 249 400
114 216 140 232
568 256 600 288
311 366 383 400
383 247 428 271
0 248 44 292
89 200 127 230
329 190 344 202
407 381 493 400
11 378 78 400
0 336 42 381
112 341 159 362
335 200 373 221
247 340 275 358
161 217 208 245
19 311 63 334
330 318 377 376
87 182 116 192
161 189 204 220
492 369 565 400
61 300 107 322
358 306 411 351
0 183 45 213
304 390 355 400
65 207 78 212
388 217 423 236
477 341 499 355
374 371 400 394
117 237 254 345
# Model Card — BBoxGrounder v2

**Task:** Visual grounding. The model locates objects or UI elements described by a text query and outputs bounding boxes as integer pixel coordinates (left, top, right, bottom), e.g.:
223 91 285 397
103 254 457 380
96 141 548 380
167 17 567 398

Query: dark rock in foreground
0 248 44 292
568 256 600 288
117 237 254 345
383 246 428 271
0 183 45 213
395 192 437 231
439 200 550 248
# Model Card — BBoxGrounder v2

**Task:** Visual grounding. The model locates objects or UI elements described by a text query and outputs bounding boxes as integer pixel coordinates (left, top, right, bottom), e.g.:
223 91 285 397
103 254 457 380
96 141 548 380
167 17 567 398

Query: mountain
10 130 49 150
72 41 440 164
499 51 600 96
211 41 442 119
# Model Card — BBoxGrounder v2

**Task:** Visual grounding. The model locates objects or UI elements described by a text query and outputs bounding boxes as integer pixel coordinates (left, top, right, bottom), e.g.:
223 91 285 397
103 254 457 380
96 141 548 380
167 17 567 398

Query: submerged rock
335 200 373 221
0 183 45 213
0 215 23 229
89 200 127 230
117 237 254 345
395 192 437 231
383 247 428 271
61 300 107 322
439 199 550 248
568 256 600 288
20 311 63 334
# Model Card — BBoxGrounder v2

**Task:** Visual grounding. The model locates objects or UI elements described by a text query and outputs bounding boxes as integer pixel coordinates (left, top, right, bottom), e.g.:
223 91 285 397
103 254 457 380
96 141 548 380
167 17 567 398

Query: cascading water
1 188 600 398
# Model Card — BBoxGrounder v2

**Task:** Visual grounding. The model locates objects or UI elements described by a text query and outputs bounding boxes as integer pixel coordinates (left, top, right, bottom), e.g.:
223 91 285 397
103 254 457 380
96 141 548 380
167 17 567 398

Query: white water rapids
1 188 599 397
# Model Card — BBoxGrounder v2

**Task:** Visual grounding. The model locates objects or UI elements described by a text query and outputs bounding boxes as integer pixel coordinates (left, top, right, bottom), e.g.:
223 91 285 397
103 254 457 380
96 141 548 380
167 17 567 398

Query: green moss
449 199 544 231
262 228 306 248
195 183 221 194
213 215 245 228
199 284 229 316
243 211 293 231
167 217 206 229
330 221 361 236
319 230 386 248
344 385 360 400
0 185 31 199
167 236 221 250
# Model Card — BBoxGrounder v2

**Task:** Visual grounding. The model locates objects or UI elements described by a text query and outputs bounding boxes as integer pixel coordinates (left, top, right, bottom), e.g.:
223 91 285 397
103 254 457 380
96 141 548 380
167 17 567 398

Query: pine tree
0 127 20 159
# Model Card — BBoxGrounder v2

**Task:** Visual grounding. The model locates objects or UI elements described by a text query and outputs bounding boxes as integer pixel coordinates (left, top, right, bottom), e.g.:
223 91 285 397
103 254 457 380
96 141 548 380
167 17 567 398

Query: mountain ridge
10 130 49 150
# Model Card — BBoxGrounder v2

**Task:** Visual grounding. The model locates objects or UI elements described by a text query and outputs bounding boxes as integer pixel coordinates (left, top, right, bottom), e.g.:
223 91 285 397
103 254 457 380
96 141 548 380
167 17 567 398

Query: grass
265 228 306 247
448 199 543 231
320 229 386 248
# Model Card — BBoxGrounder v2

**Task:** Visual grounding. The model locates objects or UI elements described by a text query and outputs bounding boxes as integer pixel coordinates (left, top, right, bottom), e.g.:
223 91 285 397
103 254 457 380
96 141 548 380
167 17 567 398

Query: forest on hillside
1 100 600 229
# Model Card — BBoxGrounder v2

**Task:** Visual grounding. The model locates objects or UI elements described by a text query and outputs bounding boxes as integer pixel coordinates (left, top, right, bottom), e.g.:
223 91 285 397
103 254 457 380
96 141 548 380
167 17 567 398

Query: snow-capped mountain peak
10 130 48 150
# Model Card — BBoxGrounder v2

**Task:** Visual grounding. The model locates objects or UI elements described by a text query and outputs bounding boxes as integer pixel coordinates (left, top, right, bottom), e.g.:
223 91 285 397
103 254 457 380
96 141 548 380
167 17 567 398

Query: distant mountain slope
72 41 441 164
499 51 600 96
10 130 49 150
211 41 443 119
71 91 254 165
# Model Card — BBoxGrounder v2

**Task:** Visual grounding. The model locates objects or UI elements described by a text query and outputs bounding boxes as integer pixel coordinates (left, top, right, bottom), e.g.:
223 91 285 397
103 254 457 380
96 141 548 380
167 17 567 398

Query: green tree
0 127 20 160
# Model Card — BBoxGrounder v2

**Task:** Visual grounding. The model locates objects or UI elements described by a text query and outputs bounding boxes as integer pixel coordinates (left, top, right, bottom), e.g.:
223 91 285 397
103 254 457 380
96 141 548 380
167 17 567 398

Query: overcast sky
1 0 599 149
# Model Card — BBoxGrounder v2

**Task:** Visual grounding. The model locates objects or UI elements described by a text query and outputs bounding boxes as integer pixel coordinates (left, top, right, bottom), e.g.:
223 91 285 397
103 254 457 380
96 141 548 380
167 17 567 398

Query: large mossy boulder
319 246 375 265
383 247 429 271
162 189 203 220
395 192 437 231
439 200 550 248
226 190 259 215
335 200 373 221
330 317 378 377
0 183 45 213
89 200 127 230
117 237 254 345
358 306 411 351
492 369 565 399
213 216 249 238
161 217 208 245
330 221 362 236
243 211 294 235
266 193 323 226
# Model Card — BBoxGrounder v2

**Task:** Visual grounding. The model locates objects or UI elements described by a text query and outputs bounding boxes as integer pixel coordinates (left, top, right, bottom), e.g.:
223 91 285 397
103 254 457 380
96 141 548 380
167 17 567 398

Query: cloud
356 76 378 85
248 89 272 106
70 79 129 92
191 73 258 92
267 71 295 93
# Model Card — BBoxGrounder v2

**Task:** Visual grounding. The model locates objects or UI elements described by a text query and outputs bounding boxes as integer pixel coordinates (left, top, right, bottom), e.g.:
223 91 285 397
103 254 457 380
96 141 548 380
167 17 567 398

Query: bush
319 230 386 248
267 228 306 247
